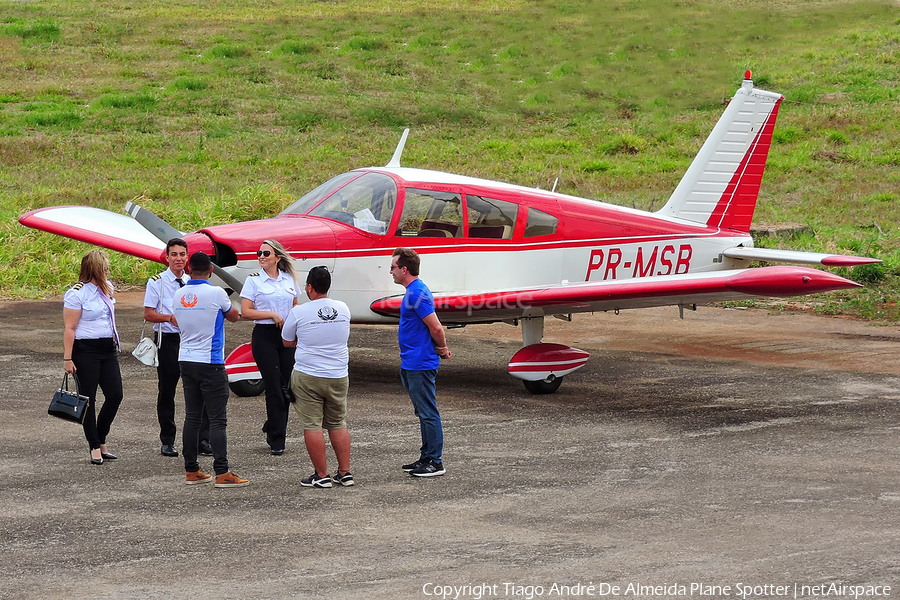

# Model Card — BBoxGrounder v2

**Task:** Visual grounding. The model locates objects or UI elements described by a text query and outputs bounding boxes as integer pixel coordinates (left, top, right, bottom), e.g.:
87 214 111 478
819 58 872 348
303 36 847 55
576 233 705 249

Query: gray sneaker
410 460 446 477
402 459 424 472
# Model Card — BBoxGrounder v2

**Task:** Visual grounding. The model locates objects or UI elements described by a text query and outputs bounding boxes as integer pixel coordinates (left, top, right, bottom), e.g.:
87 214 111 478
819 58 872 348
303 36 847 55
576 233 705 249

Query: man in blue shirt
173 252 247 488
391 247 451 477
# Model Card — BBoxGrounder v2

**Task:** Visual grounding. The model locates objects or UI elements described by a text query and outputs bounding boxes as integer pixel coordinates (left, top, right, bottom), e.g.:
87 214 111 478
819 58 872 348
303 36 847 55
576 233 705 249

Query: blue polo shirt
173 279 234 364
398 278 440 371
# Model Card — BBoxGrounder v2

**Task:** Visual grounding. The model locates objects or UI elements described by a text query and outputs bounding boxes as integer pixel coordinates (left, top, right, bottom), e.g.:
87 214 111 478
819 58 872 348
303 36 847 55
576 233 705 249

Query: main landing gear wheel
522 376 563 395
230 379 264 397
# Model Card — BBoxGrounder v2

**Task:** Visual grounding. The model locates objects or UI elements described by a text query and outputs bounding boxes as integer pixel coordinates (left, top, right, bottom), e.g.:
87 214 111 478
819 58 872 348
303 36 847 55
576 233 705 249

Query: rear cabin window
305 172 398 235
524 208 559 237
396 189 464 238
466 195 518 240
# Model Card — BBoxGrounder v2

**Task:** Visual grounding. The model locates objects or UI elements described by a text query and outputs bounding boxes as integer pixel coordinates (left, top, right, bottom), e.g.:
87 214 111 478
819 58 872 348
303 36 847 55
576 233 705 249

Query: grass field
2 0 898 318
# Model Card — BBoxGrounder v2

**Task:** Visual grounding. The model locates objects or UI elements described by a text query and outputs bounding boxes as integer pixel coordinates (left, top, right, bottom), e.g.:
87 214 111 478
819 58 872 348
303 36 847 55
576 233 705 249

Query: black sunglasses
257 250 272 258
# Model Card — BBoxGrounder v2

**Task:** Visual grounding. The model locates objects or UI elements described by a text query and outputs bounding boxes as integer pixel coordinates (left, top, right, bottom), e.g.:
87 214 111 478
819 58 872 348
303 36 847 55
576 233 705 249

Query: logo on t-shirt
180 293 198 308
317 306 338 321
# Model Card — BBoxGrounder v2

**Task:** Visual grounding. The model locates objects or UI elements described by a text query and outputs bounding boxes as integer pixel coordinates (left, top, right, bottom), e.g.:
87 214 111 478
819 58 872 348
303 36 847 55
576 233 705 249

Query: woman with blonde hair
240 239 300 455
63 250 124 465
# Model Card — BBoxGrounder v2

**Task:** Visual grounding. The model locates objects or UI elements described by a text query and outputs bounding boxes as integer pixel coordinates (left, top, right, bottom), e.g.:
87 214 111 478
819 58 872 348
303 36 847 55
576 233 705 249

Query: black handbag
48 373 89 424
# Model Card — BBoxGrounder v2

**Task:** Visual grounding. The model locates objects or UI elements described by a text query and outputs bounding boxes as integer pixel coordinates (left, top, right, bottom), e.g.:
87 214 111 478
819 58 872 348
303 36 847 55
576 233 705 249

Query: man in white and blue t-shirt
173 252 247 488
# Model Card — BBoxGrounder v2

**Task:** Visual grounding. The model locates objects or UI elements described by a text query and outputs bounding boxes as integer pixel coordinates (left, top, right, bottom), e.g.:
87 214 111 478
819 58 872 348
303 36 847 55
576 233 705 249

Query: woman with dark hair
240 239 300 455
62 250 124 465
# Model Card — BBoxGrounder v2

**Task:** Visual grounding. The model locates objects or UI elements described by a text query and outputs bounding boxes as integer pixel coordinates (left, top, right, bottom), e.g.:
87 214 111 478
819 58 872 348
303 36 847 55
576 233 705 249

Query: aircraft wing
19 206 166 263
370 265 861 323
723 247 881 267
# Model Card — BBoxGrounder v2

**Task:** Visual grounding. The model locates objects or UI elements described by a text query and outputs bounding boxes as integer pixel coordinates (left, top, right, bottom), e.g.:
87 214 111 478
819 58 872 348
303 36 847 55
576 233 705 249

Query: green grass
1 0 899 320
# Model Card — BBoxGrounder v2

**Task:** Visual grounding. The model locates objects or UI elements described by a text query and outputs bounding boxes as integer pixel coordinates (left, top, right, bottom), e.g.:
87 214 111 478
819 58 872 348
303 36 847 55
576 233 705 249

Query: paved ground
1 293 899 600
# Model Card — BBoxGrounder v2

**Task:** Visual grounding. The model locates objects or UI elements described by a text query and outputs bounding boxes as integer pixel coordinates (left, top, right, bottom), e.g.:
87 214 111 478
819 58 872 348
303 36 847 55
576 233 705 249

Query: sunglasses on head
257 250 272 258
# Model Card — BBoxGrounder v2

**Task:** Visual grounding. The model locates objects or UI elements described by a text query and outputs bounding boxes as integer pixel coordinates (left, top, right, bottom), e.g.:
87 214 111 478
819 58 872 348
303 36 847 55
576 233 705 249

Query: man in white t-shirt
282 266 352 489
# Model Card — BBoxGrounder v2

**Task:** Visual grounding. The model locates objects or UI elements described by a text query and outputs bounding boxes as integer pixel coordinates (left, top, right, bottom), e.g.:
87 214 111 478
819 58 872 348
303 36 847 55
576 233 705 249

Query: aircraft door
390 188 466 295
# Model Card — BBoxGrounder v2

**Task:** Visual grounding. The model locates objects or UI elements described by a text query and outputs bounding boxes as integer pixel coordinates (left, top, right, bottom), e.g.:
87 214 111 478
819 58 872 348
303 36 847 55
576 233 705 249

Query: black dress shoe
90 457 104 465
198 441 214 456
101 452 118 460
271 448 284 456
160 444 179 457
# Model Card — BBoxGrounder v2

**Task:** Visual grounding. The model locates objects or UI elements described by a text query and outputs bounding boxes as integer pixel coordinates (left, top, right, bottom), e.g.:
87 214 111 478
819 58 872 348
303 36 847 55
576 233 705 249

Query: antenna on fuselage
386 128 410 168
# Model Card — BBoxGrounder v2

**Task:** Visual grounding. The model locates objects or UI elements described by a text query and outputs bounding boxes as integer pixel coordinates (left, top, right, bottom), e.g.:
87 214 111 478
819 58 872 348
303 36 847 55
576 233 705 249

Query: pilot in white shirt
239 239 300 456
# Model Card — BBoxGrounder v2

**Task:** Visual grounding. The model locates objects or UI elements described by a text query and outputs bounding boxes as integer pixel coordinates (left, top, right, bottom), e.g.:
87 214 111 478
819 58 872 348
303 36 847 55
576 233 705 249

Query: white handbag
132 321 159 367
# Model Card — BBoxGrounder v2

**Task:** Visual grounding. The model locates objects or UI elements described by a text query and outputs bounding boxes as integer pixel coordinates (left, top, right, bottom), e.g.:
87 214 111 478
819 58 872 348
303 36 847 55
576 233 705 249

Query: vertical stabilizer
657 74 783 232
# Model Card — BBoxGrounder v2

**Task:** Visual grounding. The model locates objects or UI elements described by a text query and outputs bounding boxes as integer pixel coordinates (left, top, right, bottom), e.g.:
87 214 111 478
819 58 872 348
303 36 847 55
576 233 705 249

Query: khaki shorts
290 370 349 430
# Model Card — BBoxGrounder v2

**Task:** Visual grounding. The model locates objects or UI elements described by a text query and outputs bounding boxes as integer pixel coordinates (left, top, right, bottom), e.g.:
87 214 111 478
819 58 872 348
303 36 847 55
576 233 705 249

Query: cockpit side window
396 189 463 238
465 195 518 239
305 172 398 235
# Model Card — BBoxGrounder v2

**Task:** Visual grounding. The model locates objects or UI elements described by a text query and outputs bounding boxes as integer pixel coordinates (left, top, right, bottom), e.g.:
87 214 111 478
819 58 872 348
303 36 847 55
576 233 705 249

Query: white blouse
240 270 298 324
64 281 117 340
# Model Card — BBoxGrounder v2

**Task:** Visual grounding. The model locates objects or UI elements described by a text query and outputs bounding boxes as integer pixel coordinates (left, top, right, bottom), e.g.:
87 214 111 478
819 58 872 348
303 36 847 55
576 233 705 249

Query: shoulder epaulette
72 282 84 290
249 272 260 277
150 274 161 281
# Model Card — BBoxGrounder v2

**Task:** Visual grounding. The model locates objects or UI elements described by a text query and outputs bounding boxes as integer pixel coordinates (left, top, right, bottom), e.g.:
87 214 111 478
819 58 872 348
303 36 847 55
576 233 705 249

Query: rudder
657 73 783 232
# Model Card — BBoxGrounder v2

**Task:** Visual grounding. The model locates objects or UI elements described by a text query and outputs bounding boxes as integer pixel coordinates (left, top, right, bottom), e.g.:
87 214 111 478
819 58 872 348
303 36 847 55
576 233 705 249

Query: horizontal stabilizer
370 266 860 322
18 206 166 263
723 247 881 267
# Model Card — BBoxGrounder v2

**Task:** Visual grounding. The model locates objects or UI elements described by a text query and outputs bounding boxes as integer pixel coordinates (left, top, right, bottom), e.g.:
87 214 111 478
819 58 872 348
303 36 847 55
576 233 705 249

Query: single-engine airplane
20 72 880 395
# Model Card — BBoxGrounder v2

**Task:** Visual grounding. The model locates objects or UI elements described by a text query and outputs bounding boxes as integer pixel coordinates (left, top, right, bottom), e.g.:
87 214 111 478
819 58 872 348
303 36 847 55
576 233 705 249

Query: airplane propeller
124 200 244 293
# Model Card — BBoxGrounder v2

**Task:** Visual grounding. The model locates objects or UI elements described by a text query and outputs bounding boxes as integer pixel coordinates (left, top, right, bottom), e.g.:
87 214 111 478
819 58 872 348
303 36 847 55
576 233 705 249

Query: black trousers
157 332 209 446
252 324 294 451
72 338 123 450
180 362 230 475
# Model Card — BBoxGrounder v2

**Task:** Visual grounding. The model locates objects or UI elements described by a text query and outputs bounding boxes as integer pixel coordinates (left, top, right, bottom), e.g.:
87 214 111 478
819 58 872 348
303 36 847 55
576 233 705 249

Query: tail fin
657 73 783 232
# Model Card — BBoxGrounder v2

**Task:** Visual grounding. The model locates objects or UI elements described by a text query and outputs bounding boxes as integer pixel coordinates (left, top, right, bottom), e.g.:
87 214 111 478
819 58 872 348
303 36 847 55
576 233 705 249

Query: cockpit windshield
280 172 362 217
280 172 398 236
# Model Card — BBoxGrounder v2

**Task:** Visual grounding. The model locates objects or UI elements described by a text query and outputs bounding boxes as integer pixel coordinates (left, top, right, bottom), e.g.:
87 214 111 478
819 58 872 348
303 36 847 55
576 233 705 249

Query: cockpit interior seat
419 220 460 237
468 224 512 239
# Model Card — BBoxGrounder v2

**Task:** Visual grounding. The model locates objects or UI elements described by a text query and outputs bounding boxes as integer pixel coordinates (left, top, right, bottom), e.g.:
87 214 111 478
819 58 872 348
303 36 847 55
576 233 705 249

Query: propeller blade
124 201 243 293
211 264 244 294
125 201 184 243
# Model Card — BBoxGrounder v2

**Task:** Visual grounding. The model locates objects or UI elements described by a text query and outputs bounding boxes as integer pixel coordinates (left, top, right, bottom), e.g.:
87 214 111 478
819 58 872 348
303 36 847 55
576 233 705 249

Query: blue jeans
400 369 442 463
181 361 230 475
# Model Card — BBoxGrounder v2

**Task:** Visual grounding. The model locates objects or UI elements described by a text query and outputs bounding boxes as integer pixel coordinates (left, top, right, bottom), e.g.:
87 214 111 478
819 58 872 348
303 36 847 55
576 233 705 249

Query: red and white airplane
20 72 879 394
